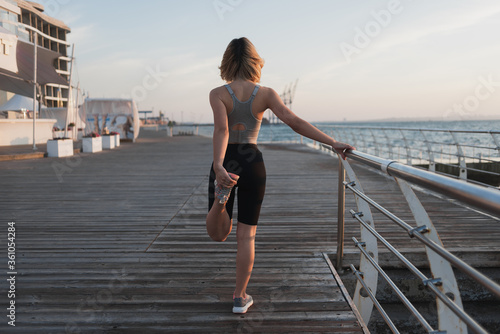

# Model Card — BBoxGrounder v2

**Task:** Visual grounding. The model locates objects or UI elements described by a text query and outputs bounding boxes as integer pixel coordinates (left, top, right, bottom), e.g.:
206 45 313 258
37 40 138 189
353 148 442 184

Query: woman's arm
265 88 355 159
210 88 237 188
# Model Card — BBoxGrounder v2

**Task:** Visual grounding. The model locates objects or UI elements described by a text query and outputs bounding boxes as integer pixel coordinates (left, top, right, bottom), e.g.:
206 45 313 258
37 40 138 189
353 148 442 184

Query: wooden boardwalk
1 131 499 333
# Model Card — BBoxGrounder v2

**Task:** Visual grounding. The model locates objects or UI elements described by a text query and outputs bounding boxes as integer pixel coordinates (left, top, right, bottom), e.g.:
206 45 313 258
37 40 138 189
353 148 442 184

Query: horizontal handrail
325 125 500 135
338 148 500 217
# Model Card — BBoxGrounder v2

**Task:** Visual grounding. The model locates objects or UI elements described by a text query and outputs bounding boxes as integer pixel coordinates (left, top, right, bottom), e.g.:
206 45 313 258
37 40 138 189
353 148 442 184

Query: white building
0 0 72 145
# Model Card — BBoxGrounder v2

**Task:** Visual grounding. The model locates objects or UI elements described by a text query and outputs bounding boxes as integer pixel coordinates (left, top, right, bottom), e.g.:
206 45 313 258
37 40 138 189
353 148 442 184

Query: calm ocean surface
197 119 500 141
193 119 500 160
258 119 500 142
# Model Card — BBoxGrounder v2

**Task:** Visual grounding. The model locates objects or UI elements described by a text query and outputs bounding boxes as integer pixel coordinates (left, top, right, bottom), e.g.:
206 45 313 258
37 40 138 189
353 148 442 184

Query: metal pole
32 31 37 151
490 131 500 156
349 264 400 334
73 82 80 139
420 130 435 172
450 131 467 180
370 129 379 156
399 129 411 165
383 129 393 159
336 158 345 270
64 44 75 139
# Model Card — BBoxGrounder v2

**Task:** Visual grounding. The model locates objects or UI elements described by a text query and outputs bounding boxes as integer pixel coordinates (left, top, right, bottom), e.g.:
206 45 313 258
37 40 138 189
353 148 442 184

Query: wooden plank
1 131 498 333
0 134 363 332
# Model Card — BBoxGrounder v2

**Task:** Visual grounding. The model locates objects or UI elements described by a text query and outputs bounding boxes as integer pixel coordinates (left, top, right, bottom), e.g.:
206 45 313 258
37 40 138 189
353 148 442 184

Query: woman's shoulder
254 84 271 94
211 84 229 92
210 85 229 97
256 85 279 99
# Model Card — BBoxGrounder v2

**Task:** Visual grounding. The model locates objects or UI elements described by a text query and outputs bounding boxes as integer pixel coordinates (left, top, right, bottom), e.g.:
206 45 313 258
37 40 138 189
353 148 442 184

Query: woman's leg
234 222 258 298
206 162 236 242
206 202 233 242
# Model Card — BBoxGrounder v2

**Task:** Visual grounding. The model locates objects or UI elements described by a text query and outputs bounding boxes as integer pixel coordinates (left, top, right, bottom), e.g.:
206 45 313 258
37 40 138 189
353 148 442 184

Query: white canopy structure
0 95 55 146
0 94 45 113
40 107 84 131
81 98 140 141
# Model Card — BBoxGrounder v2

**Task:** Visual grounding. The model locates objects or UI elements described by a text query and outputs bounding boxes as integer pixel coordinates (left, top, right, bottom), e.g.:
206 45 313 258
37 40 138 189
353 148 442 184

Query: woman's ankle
233 291 246 299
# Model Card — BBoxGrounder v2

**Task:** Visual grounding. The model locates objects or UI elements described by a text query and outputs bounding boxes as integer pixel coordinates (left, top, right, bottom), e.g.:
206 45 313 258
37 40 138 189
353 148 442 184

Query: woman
206 37 355 314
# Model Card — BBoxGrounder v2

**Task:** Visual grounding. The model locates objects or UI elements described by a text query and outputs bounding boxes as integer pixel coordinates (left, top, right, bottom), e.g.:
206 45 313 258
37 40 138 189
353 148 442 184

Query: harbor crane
267 79 298 124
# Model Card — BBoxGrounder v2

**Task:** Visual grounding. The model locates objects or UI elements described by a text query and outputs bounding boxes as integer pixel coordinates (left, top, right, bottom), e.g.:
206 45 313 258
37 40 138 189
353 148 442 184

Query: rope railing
321 144 500 334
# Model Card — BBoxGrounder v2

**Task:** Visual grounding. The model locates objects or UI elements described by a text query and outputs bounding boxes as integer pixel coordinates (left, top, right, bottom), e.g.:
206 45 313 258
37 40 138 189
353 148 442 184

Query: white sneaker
233 294 253 314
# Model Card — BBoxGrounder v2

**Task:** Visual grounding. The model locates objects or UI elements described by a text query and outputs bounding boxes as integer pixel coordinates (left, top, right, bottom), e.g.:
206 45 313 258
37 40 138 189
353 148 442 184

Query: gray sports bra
225 84 261 144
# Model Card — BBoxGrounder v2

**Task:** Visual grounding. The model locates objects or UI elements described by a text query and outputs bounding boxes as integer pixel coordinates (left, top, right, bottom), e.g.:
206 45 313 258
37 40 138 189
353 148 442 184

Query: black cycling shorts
208 144 266 226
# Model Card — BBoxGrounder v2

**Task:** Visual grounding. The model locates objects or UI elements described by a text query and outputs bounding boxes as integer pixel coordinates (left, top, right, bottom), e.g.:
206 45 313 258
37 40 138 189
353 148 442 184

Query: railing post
360 130 367 152
419 130 435 172
396 178 466 333
490 131 500 156
399 129 412 165
336 158 346 271
341 159 379 324
450 131 467 180
383 129 393 159
369 129 379 156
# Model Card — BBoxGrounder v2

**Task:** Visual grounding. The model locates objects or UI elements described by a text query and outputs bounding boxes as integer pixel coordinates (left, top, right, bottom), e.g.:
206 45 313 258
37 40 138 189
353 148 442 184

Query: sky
43 0 500 123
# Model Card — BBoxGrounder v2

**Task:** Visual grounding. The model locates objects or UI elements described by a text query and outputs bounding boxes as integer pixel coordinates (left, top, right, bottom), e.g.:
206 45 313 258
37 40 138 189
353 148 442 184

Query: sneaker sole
232 299 253 314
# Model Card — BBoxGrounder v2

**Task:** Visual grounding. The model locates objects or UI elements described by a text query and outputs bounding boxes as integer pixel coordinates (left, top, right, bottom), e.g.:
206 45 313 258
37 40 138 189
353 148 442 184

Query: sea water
195 119 500 163
257 119 500 143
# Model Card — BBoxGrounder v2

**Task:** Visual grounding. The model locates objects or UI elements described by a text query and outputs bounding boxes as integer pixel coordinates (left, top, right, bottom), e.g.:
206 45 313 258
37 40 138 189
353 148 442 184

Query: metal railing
143 124 200 136
320 125 500 188
320 144 500 334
